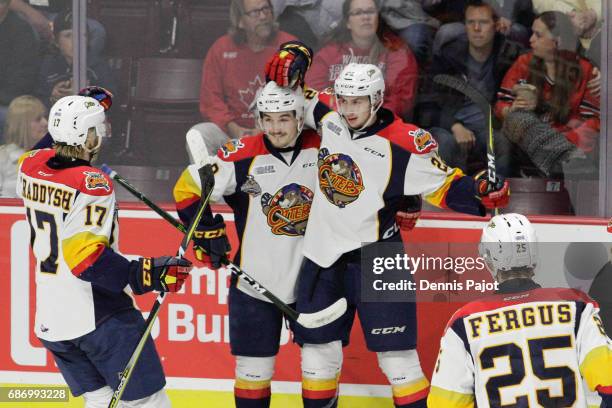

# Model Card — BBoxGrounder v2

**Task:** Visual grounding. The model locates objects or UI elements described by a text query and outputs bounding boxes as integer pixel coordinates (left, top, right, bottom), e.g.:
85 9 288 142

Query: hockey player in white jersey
429 213 612 407
17 95 192 408
173 82 320 408
265 42 511 408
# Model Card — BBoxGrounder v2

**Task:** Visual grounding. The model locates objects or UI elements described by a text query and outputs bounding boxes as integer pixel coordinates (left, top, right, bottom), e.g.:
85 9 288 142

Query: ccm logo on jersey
371 326 406 335
220 139 245 158
84 171 110 192
410 128 437 153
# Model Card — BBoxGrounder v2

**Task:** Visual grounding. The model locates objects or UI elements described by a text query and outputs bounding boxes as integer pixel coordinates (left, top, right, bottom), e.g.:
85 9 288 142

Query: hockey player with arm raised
265 41 511 408
429 213 612 408
173 82 320 408
16 95 192 408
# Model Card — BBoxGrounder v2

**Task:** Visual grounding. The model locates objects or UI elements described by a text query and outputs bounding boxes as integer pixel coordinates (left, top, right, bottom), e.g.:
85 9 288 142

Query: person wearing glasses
305 0 419 120
194 0 297 155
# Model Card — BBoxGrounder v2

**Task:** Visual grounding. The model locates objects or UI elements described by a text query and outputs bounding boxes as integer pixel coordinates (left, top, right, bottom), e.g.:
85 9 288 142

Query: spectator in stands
379 0 440 65
9 0 106 58
532 0 601 67
0 95 47 197
426 0 522 175
305 0 418 120
37 10 115 108
433 0 535 53
195 0 296 154
0 0 39 142
271 0 342 50
495 11 599 177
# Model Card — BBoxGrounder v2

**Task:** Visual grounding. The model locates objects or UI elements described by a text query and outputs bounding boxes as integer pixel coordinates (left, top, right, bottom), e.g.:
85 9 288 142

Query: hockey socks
234 379 271 408
302 376 339 408
391 379 429 407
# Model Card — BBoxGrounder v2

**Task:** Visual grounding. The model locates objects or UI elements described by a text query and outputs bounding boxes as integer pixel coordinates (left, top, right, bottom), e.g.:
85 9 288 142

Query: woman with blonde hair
0 95 47 197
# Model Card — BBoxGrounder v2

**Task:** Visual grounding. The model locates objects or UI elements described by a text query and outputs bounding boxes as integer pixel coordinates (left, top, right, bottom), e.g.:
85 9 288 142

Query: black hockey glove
193 214 231 269
129 256 192 294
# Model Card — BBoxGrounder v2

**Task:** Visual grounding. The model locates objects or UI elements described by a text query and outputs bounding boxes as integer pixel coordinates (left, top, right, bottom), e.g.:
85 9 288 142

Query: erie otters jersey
174 131 320 303
17 149 135 341
302 90 486 267
429 281 612 408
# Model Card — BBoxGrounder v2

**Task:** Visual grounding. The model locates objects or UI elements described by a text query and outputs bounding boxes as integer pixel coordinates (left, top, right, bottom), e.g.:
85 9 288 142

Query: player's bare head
479 213 538 282
257 82 304 148
229 0 276 44
49 96 106 161
334 63 384 131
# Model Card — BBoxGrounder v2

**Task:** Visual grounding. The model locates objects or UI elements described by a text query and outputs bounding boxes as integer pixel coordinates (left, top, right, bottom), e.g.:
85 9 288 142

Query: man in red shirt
194 0 297 154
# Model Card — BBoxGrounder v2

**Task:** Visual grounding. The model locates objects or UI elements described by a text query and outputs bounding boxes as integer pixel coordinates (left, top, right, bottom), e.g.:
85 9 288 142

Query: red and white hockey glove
474 170 510 209
265 41 313 88
193 214 231 269
130 256 192 294
395 196 422 231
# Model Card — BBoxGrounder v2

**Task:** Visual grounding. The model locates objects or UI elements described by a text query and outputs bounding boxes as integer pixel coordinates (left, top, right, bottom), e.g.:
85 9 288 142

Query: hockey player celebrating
265 42 510 408
429 213 612 407
16 95 192 408
173 81 320 408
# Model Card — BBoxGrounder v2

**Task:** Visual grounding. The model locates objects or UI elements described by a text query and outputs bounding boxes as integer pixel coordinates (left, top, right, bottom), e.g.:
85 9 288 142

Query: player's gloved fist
130 256 192 294
78 86 113 111
474 170 510 209
395 196 422 231
265 41 313 88
193 214 231 269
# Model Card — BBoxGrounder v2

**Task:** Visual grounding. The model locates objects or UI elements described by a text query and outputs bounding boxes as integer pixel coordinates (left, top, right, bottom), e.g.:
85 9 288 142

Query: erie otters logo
83 171 110 192
317 148 364 208
410 128 437 153
220 138 245 158
261 183 313 236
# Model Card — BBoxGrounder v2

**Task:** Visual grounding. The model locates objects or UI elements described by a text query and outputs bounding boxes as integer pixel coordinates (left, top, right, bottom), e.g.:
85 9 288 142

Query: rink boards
0 200 609 407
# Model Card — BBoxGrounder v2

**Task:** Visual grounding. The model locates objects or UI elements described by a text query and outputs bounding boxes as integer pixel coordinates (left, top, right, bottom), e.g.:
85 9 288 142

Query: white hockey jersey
174 131 320 303
429 281 612 408
17 149 134 341
302 91 486 267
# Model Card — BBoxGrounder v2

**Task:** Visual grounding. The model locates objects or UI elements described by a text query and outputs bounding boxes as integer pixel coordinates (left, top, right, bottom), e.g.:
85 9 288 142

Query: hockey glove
395 196 422 231
130 256 192 294
474 170 510 209
78 86 113 111
193 214 231 269
265 41 313 88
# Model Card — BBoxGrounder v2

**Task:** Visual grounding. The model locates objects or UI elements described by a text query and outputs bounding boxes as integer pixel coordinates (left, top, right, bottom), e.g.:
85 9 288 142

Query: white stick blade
186 128 211 167
296 297 348 328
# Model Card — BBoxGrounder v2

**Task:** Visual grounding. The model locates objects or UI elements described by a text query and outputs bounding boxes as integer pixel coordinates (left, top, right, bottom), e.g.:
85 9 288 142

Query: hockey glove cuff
193 214 231 269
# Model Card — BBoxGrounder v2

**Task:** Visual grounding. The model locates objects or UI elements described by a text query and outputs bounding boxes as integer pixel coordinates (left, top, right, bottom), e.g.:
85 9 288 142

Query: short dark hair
53 9 73 37
464 0 499 22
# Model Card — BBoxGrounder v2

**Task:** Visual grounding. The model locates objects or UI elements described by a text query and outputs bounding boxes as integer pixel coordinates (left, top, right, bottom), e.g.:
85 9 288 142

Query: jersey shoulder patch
80 169 113 195
378 118 438 155
216 133 267 162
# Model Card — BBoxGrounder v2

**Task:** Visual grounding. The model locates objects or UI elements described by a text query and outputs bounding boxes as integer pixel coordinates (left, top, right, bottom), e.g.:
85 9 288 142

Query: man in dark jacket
425 0 523 175
0 0 39 141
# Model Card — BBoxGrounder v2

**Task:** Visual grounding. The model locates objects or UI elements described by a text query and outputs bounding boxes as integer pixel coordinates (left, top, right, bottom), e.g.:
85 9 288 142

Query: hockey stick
106 159 214 408
433 74 498 215
101 169 347 329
